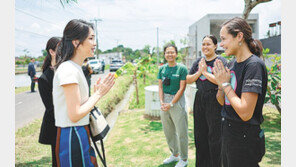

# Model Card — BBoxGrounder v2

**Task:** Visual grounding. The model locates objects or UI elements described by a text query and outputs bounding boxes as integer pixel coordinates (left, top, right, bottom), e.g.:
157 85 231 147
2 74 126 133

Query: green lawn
103 106 280 167
15 84 38 94
15 101 280 167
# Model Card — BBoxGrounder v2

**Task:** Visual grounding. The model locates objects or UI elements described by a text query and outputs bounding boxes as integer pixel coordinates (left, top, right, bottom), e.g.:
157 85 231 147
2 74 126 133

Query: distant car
88 59 102 74
110 60 124 72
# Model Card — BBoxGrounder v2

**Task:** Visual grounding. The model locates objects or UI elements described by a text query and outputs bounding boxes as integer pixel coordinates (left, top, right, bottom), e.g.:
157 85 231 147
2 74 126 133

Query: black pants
193 90 222 167
30 76 35 92
86 76 91 96
221 118 265 167
51 143 57 167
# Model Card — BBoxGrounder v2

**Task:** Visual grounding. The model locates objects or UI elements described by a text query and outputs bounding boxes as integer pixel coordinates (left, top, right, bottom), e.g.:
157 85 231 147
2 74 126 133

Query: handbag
89 106 110 142
89 106 110 167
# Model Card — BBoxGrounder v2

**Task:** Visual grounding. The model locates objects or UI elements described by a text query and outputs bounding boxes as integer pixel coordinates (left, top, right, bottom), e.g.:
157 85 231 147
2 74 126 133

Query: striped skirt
56 125 98 167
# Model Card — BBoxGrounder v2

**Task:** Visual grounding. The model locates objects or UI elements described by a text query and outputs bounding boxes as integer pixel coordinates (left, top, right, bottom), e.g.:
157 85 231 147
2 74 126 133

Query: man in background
28 58 36 92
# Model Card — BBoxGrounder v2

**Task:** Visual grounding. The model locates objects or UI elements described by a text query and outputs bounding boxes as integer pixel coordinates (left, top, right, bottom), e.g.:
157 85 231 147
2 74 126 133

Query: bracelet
226 87 232 96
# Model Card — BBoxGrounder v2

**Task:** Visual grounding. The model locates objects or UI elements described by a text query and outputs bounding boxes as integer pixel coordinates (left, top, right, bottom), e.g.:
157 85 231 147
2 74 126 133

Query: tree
59 0 77 7
243 0 272 19
115 55 156 105
42 49 47 57
142 45 151 55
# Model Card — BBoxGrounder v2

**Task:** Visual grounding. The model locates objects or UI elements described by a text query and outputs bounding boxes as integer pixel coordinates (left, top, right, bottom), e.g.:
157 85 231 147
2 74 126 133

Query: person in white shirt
53 19 115 167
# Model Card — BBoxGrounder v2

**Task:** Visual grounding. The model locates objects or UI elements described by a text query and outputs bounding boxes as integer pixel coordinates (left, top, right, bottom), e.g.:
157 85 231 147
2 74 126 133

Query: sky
15 0 281 58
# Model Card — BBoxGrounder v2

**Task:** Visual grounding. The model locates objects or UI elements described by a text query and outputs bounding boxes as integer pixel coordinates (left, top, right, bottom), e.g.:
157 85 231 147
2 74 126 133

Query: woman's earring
239 42 242 46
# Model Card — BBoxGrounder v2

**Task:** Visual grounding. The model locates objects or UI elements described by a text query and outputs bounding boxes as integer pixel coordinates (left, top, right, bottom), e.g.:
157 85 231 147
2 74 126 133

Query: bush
263 48 281 113
95 74 133 117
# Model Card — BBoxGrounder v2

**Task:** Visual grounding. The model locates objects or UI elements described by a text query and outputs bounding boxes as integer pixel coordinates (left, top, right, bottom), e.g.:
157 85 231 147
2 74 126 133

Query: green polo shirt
157 63 188 95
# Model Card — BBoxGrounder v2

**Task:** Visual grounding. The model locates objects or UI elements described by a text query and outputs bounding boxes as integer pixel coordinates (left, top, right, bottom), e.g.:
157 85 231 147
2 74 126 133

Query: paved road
15 70 111 130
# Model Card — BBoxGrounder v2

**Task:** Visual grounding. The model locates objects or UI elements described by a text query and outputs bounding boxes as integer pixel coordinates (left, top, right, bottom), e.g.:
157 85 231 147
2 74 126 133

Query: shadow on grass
141 121 163 134
261 109 281 165
158 161 178 167
15 156 51 167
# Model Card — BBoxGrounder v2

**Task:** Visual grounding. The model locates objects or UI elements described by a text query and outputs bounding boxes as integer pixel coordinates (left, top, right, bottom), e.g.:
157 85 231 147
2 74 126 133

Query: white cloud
30 22 40 29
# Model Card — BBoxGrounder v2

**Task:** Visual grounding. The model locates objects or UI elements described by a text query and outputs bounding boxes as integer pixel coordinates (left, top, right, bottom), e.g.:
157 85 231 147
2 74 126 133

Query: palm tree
59 0 78 7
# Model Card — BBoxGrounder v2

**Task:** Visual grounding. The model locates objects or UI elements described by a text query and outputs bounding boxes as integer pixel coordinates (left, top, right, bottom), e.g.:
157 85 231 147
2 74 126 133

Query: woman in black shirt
38 37 61 167
213 17 267 166
187 35 227 167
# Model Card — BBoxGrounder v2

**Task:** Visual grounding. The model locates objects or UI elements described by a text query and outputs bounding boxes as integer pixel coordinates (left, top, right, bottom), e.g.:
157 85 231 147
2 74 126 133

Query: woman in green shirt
157 44 189 167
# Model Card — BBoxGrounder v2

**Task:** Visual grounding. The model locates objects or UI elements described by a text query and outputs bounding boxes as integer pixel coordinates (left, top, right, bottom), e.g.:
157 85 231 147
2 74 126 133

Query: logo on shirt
244 79 262 87
225 71 237 105
199 66 213 81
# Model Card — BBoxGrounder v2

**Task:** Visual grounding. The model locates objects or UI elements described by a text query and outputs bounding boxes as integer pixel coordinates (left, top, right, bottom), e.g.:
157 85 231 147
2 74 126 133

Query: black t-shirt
222 55 268 125
189 56 228 92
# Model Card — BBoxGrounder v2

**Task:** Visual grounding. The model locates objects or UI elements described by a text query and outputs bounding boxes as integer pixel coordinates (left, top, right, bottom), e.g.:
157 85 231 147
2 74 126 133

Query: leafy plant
263 48 281 113
116 55 157 105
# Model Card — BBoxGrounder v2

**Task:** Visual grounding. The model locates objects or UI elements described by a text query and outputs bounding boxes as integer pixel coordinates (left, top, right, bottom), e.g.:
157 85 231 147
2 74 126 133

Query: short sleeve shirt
157 63 188 95
189 56 227 92
222 55 268 125
53 60 90 127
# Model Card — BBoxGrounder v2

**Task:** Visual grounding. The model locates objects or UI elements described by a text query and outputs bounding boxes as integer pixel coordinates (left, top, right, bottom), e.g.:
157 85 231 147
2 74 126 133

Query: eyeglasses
165 51 176 55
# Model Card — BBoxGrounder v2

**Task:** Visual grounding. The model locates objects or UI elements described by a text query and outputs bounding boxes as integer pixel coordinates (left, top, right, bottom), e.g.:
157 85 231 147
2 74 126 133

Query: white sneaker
175 159 188 167
163 155 180 164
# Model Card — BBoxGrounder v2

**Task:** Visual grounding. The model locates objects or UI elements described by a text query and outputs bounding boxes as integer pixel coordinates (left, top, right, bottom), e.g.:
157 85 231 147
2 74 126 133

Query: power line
15 28 51 38
15 8 60 28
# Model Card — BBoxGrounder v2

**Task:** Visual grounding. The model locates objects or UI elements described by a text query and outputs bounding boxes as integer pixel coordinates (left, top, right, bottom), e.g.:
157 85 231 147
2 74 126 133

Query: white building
187 13 259 68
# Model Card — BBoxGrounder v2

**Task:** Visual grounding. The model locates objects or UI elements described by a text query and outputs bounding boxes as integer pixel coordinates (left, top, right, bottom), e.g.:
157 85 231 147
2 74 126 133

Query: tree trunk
134 69 139 105
242 0 273 19
143 73 146 85
275 104 281 114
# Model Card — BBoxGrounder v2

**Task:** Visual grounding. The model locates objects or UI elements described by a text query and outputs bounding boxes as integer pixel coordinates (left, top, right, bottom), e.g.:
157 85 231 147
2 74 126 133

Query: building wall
260 35 281 54
187 13 259 69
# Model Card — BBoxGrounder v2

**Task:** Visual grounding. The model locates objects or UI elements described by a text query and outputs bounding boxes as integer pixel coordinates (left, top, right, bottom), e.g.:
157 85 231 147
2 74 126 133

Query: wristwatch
170 102 174 107
222 82 231 88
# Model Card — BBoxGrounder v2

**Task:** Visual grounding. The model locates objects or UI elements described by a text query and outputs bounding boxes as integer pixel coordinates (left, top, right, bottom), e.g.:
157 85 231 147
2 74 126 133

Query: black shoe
31 91 36 93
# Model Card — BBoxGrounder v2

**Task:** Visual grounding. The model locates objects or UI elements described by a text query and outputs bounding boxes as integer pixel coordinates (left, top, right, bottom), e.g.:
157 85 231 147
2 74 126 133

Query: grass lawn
103 106 280 167
15 106 280 167
15 84 38 95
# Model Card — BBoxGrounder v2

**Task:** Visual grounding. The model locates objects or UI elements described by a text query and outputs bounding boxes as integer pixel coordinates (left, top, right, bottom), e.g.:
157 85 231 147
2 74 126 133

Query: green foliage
42 49 47 57
129 73 158 109
220 52 235 61
263 48 281 113
96 75 133 117
59 0 77 7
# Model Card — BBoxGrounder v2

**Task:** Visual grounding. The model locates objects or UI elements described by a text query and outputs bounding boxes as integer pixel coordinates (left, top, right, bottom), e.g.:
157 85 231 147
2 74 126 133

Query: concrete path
15 70 110 130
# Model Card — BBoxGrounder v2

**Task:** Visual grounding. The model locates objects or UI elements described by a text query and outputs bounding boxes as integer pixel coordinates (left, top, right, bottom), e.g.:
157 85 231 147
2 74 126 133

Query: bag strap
91 137 107 167
89 124 107 167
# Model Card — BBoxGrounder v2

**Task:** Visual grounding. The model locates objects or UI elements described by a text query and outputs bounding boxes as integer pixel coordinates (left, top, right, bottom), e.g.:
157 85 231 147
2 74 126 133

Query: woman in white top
53 19 115 167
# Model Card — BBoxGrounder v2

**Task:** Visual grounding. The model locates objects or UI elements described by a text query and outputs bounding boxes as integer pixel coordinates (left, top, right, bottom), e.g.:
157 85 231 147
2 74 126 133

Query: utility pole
116 39 119 60
157 27 159 66
90 18 102 59
195 26 198 59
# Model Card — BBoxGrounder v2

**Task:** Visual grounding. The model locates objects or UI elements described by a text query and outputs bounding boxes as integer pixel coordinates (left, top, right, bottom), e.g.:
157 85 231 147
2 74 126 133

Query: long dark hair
222 17 263 57
42 37 61 72
55 19 94 69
